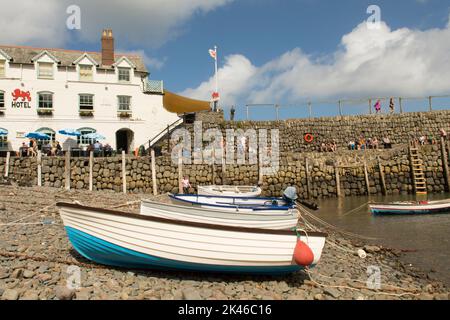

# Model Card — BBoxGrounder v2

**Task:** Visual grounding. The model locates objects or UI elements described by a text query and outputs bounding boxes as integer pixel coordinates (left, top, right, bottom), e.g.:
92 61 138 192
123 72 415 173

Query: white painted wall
0 53 179 152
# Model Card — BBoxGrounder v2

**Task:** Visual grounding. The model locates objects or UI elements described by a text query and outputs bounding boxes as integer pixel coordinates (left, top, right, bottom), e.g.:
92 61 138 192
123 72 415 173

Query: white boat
57 202 327 274
169 194 295 213
198 185 262 197
141 199 299 230
369 199 450 215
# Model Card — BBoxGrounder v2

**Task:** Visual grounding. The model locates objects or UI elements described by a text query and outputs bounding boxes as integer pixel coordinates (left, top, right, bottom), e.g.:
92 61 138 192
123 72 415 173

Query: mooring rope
304 268 422 298
297 205 378 240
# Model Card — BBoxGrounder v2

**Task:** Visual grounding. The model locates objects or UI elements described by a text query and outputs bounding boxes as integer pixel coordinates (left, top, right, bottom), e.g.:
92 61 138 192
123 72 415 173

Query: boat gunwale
57 202 327 237
169 194 294 211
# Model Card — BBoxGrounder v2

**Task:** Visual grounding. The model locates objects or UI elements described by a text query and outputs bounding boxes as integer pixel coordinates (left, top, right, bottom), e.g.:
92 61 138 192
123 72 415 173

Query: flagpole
214 45 218 112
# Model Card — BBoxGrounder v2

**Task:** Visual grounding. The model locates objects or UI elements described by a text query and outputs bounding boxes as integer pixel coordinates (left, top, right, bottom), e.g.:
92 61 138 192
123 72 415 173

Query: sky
1 0 450 120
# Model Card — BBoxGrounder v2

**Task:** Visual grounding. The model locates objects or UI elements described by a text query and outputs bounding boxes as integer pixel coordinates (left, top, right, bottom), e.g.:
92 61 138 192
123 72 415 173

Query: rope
304 268 421 298
297 205 378 240
341 201 370 217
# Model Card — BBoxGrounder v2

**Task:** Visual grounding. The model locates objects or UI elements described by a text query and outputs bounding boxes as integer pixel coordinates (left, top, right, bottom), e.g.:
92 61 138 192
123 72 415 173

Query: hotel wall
0 57 178 151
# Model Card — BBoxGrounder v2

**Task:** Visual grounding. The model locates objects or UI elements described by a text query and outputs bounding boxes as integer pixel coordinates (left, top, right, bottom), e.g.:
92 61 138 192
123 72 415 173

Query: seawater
315 193 450 286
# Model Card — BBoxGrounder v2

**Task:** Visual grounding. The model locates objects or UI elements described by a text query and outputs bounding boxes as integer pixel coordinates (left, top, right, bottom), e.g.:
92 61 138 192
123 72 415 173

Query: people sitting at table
104 143 113 157
20 142 28 157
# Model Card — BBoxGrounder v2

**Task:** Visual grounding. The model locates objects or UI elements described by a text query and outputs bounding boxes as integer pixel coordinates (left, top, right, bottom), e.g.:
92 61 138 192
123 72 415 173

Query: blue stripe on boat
169 194 295 211
65 226 304 275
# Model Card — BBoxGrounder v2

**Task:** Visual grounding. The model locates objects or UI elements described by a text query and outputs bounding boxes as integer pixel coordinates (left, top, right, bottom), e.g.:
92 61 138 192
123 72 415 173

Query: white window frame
118 67 131 83
117 95 131 111
79 94 94 111
0 60 5 78
37 92 54 110
37 62 54 79
77 128 96 146
0 90 5 109
79 64 94 82
36 127 56 143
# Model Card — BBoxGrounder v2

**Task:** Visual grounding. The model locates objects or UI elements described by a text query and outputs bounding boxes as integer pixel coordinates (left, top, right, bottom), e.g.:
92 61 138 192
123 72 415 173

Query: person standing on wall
389 98 395 114
230 105 236 121
374 100 382 113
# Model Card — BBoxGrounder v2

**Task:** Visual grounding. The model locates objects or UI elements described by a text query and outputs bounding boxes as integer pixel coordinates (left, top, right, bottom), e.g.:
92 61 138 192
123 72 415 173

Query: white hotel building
0 29 210 154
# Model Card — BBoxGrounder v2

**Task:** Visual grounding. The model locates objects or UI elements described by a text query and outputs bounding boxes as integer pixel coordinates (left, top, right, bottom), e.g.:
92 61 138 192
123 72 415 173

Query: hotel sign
11 89 32 108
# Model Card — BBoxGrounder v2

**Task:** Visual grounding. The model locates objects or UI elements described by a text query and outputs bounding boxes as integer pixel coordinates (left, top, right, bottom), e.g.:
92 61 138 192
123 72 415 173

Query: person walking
374 100 382 113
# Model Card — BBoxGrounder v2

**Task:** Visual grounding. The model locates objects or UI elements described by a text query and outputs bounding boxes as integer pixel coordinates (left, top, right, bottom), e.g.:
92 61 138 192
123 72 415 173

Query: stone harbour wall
0 143 448 199
182 110 450 153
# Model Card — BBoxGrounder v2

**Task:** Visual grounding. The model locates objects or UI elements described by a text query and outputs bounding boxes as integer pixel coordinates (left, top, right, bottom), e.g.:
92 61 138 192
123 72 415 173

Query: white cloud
0 0 233 48
183 16 450 106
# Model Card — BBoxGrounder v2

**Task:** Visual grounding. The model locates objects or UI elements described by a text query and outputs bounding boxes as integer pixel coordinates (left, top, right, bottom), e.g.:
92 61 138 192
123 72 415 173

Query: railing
146 117 184 149
143 79 164 94
241 94 450 121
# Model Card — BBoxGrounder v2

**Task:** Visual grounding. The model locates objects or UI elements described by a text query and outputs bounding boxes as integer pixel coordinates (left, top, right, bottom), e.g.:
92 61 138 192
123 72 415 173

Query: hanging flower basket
79 110 94 117
118 111 132 118
37 108 53 116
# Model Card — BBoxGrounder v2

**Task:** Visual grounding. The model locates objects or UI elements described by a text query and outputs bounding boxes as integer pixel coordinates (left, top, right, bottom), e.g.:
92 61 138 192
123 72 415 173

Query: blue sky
1 0 450 120
152 0 450 88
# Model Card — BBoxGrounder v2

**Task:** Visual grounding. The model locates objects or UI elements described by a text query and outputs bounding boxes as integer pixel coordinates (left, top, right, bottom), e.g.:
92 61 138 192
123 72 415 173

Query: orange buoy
293 240 314 266
304 134 314 143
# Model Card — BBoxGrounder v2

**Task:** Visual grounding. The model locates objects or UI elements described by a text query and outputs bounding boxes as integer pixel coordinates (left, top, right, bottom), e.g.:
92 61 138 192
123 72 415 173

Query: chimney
101 29 114 66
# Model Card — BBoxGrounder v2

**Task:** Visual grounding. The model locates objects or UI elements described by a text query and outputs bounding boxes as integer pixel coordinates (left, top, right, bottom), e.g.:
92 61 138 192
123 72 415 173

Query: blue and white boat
370 199 450 215
169 194 296 213
141 199 299 230
57 202 327 274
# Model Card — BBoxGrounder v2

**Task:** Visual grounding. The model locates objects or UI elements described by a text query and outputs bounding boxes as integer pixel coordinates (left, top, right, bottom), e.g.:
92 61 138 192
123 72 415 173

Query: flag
212 92 220 102
209 49 217 60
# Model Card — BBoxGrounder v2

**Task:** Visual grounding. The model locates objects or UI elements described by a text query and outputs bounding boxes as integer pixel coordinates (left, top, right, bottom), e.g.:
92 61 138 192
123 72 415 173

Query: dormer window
0 60 5 78
79 65 93 81
38 62 54 79
118 67 130 82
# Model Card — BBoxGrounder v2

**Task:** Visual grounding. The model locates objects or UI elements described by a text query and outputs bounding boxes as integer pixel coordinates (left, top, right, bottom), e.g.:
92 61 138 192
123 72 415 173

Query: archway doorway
116 129 134 154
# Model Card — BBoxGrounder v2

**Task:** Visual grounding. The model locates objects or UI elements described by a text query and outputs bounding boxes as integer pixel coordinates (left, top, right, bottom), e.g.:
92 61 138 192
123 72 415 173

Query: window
0 60 5 78
118 96 131 111
79 65 93 81
79 94 94 111
118 67 130 82
38 62 54 79
38 92 53 109
0 128 7 149
0 91 4 109
36 128 55 143
77 128 96 146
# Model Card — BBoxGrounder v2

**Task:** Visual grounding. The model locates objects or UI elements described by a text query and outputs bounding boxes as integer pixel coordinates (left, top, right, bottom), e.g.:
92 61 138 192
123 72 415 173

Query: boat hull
370 201 450 215
58 203 326 275
198 185 262 198
141 200 299 230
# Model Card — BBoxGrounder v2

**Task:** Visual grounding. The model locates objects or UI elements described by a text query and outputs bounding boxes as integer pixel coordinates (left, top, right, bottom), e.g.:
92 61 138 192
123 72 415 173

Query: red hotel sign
11 89 32 108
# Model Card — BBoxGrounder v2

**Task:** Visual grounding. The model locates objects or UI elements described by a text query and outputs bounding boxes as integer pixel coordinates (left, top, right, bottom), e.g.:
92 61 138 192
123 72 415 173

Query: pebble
2 289 19 300
0 186 448 301
54 286 75 300
182 288 203 300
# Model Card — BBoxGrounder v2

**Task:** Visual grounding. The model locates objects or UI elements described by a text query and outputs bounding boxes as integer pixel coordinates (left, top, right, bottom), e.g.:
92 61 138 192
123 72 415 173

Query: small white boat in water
57 202 327 274
198 185 262 197
369 199 450 215
169 194 295 213
141 199 299 230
